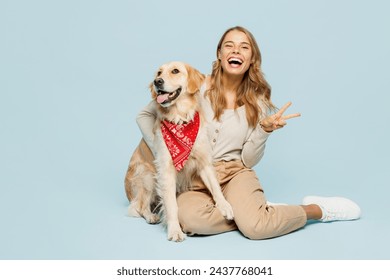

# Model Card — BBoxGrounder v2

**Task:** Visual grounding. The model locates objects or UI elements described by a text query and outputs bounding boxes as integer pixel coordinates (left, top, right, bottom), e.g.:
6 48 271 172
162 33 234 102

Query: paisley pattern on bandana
161 112 200 171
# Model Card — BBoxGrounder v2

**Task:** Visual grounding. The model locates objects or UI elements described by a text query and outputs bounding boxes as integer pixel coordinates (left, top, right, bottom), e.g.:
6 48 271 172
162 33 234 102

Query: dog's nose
154 78 164 87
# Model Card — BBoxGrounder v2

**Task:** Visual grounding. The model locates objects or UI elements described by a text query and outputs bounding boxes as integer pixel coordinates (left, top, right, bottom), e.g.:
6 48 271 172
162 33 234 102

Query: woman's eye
172 69 180 74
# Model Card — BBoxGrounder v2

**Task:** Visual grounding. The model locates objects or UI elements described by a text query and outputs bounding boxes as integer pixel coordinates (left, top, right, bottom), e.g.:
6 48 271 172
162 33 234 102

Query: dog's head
150 61 204 108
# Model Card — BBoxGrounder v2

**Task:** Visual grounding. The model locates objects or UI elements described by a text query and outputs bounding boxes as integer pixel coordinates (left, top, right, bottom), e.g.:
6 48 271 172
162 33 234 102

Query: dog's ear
186 64 205 94
149 82 157 99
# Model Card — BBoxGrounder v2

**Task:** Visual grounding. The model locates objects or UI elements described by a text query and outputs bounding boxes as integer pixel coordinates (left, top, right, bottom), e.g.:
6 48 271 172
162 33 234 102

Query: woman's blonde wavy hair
206 26 275 127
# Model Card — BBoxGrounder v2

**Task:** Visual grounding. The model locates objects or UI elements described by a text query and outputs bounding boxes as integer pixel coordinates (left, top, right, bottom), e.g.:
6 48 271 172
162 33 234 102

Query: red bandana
161 112 200 171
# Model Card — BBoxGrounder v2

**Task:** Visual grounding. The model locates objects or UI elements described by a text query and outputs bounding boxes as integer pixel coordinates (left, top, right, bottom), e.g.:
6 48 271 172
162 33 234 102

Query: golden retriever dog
125 61 234 242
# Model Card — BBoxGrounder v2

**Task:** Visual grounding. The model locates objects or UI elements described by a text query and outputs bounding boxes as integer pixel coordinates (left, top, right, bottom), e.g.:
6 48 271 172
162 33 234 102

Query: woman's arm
242 101 301 167
241 125 271 168
136 100 157 154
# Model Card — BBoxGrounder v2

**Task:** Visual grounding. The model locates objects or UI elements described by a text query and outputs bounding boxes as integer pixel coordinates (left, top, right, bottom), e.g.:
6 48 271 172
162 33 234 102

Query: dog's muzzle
154 79 182 105
156 88 182 105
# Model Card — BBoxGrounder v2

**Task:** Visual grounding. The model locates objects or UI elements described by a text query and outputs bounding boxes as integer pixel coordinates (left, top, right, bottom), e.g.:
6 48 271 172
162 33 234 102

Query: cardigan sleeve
136 100 157 154
241 123 271 168
241 101 274 167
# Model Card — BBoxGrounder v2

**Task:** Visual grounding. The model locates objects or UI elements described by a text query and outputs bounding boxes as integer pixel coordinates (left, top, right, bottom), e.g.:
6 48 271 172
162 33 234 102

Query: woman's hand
260 102 301 132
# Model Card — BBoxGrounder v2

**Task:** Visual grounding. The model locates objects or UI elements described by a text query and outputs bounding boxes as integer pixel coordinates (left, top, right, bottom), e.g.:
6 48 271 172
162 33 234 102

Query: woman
136 26 361 239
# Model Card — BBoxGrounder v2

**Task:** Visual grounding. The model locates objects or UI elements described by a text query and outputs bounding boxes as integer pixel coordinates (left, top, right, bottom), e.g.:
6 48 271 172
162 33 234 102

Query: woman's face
218 30 253 77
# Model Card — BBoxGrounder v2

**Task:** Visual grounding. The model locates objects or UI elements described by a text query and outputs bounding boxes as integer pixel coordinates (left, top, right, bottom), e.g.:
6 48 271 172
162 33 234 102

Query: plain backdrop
1 0 389 259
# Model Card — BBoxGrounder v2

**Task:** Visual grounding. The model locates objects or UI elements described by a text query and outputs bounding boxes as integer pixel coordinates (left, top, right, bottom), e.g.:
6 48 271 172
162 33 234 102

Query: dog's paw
167 225 186 242
145 214 160 224
167 230 186 242
216 200 234 220
128 204 141 217
168 232 186 242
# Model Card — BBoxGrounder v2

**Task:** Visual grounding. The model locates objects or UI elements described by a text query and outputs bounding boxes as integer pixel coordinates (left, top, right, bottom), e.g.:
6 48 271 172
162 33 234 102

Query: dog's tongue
157 93 170 104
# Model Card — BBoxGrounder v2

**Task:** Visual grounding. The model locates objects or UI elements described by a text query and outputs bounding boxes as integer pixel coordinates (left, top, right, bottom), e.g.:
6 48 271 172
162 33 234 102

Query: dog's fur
125 61 234 242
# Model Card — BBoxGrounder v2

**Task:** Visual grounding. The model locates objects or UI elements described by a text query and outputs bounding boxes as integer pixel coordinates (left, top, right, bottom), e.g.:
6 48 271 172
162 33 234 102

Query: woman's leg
302 204 322 220
177 190 237 235
222 167 307 239
177 160 360 238
177 160 306 238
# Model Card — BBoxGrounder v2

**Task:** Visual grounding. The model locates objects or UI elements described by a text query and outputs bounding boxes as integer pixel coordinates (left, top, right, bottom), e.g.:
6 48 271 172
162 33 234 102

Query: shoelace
322 209 348 222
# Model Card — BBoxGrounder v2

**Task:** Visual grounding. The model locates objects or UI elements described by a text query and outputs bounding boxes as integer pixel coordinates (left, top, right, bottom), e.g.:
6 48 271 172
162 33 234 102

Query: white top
136 83 271 168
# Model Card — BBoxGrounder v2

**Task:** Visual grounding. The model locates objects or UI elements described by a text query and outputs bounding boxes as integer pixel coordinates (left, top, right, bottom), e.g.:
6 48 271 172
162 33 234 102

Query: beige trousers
177 160 307 239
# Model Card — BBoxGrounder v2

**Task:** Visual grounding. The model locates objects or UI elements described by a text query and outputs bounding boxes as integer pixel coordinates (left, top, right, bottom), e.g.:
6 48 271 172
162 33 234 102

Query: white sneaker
302 196 361 222
266 201 288 206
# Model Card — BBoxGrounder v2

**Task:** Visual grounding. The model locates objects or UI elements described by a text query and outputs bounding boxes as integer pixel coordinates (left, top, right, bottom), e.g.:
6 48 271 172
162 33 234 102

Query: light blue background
1 0 389 259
